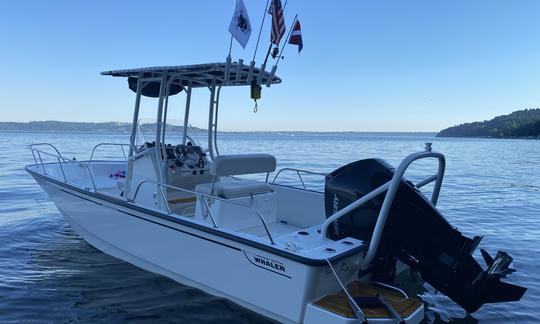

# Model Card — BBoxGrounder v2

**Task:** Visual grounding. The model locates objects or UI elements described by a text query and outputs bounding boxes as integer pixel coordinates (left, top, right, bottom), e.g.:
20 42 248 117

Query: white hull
30 170 423 324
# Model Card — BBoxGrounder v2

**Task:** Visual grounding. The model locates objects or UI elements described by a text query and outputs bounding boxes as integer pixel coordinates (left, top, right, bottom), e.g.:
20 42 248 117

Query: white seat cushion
210 154 276 177
196 180 272 198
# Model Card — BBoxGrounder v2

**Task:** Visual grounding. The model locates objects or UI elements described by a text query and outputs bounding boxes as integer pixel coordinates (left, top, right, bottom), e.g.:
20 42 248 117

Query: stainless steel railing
90 143 130 161
320 144 445 269
131 179 275 245
28 143 63 160
28 143 97 192
271 168 327 191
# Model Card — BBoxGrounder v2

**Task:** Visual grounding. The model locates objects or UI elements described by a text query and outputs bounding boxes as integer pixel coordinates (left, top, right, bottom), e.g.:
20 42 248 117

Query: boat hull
29 169 424 324
32 174 357 323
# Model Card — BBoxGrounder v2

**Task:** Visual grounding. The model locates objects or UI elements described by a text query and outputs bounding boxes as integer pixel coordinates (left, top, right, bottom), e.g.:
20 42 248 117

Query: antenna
252 0 271 62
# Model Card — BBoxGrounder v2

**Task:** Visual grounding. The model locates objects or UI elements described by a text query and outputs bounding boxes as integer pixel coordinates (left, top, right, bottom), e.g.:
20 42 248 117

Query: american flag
269 0 285 46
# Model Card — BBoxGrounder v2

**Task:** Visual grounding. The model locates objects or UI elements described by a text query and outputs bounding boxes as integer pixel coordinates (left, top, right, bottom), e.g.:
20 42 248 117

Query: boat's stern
303 281 424 324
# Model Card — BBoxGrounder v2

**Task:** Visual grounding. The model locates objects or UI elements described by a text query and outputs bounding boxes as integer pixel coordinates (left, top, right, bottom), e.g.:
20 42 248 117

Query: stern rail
271 167 326 192
320 144 446 269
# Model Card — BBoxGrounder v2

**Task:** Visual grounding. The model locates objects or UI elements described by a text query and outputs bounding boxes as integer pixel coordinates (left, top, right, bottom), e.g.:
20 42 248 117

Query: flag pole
225 34 233 82
262 43 273 66
253 0 271 62
262 0 288 66
227 0 239 58
265 14 296 87
225 0 239 83
275 14 297 67
228 34 234 57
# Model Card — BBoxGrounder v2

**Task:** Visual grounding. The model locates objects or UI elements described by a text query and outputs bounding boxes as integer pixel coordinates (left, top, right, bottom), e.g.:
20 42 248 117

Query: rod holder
224 56 232 82
246 61 255 84
256 63 266 85
235 59 243 82
266 65 277 88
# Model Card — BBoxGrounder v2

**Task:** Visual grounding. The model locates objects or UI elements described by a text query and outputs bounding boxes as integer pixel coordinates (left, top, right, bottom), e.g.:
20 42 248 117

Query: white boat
27 61 525 323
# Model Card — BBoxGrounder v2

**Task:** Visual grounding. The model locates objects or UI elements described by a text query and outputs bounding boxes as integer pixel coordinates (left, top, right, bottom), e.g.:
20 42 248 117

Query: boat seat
196 180 272 199
209 154 276 177
195 154 276 199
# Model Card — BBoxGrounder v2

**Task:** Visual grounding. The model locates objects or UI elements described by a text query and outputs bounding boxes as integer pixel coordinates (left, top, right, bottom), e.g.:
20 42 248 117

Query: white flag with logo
228 0 252 48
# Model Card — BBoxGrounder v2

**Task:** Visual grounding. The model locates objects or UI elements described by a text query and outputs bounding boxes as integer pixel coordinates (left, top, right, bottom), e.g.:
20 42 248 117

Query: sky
1 1 540 131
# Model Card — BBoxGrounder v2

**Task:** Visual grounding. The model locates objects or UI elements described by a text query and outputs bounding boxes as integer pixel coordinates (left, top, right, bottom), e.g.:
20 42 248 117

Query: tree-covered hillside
437 109 540 138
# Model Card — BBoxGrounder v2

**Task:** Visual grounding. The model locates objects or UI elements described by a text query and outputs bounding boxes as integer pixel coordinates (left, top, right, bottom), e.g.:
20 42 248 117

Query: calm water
0 131 538 323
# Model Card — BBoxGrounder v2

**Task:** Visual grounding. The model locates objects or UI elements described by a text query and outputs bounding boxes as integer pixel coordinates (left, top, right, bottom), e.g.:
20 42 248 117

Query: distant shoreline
0 121 436 135
435 134 539 140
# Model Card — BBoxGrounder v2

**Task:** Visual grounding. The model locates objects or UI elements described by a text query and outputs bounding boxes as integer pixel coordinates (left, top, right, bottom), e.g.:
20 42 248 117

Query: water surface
0 131 538 323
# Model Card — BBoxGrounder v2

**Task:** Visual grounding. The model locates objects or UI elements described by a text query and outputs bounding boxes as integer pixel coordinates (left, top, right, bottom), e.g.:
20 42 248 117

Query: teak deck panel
313 281 422 319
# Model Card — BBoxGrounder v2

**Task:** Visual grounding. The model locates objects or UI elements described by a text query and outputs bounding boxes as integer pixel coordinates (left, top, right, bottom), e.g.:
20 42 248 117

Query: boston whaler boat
27 62 526 323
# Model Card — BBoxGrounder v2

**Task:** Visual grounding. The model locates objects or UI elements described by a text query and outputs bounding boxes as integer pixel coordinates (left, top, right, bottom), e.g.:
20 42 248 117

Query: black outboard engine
325 158 526 313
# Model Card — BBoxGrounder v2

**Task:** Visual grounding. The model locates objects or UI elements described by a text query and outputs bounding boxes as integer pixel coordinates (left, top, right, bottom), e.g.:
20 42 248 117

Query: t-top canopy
101 62 281 89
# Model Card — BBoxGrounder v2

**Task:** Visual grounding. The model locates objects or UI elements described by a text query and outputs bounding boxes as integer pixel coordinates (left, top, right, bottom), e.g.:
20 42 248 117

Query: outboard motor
324 158 526 313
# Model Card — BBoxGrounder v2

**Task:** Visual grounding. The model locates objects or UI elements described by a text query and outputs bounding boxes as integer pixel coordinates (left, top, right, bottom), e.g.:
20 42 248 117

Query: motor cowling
324 158 526 313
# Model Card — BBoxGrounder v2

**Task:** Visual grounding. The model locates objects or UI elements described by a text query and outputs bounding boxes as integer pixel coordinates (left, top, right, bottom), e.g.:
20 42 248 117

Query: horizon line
0 120 440 133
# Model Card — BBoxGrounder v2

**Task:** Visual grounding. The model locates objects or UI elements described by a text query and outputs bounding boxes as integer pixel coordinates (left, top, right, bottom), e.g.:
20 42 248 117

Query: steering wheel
173 144 196 168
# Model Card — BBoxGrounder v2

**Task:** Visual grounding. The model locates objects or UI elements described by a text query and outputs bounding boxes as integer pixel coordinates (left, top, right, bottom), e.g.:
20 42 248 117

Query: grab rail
320 144 445 269
90 143 130 161
28 144 97 192
131 179 275 245
28 143 64 162
272 168 327 191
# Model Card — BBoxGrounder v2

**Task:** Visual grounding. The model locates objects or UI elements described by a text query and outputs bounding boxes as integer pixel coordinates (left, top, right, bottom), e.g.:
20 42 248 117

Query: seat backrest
210 154 276 177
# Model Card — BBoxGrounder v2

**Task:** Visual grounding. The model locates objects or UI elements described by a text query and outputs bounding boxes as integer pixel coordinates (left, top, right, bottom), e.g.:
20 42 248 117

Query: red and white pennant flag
288 19 303 53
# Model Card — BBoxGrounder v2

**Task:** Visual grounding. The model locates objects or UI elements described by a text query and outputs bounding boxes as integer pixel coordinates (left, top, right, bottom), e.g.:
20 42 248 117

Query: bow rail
90 143 130 161
28 143 97 192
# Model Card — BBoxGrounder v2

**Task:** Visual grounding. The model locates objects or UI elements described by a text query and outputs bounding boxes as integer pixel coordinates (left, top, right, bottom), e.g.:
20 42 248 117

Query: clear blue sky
1 1 540 131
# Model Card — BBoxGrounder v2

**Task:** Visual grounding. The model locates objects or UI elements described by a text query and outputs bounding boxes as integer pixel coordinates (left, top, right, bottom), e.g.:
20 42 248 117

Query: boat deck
313 281 422 319
240 221 300 237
